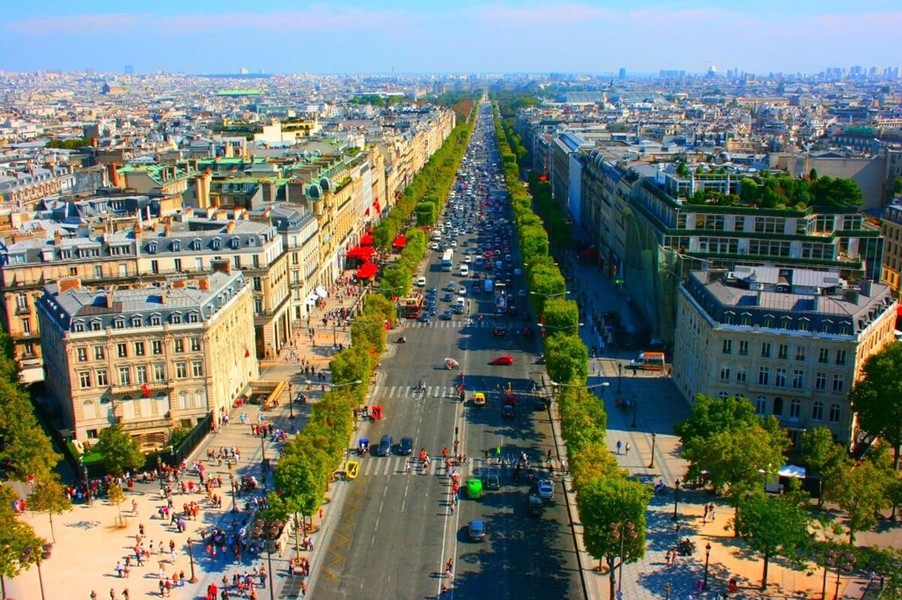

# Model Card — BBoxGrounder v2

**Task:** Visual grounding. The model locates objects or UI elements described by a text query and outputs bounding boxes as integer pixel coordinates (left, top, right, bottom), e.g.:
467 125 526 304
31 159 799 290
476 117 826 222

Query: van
629 351 666 371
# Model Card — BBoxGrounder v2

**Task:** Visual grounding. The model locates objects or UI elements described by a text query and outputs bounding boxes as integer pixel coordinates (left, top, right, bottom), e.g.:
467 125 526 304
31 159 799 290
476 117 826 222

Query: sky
1 0 901 75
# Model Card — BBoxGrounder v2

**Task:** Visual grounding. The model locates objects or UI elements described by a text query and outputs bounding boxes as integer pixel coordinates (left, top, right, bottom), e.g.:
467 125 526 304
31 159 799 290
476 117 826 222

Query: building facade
37 268 258 448
880 201 902 292
673 267 897 447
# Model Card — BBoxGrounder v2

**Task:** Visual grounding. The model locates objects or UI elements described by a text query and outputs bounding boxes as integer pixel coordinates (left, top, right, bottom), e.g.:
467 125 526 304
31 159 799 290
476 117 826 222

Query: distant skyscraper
124 65 134 75
618 67 626 80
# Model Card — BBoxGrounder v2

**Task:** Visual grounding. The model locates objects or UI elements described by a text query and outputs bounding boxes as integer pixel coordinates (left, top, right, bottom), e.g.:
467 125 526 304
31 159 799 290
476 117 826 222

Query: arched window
718 391 729 400
772 397 784 416
789 398 801 419
755 396 767 415
828 403 841 423
812 401 824 420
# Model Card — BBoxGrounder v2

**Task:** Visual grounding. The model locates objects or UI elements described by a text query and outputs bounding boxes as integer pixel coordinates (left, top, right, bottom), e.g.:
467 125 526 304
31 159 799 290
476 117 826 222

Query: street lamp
265 540 277 600
631 394 638 428
530 290 571 299
229 471 238 514
186 537 198 583
617 363 623 394
288 382 294 420
328 379 363 390
823 548 856 600
671 479 680 521
609 520 636 595
703 542 712 590
648 433 657 469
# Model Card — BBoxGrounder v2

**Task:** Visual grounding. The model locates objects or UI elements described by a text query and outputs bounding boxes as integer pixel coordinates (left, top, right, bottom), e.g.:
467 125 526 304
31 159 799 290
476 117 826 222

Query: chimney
107 163 121 187
164 223 171 237
53 229 62 245
226 220 236 234
159 288 166 305
195 169 212 208
859 280 873 296
133 223 141 239
58 277 81 293
105 285 117 308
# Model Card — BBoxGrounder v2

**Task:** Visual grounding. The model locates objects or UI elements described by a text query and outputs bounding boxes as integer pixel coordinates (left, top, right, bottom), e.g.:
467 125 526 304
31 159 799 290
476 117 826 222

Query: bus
401 293 424 319
442 249 454 272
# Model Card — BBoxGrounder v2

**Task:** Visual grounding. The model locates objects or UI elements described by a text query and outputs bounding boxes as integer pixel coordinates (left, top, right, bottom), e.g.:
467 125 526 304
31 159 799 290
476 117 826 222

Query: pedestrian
625 442 631 456
110 589 116 600
91 592 97 600
115 561 124 578
616 440 622 455
450 503 455 516
664 549 671 565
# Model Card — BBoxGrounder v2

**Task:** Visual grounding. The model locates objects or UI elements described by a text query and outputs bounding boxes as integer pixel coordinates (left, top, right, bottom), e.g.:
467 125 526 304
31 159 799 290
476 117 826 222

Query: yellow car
345 461 360 480
473 392 486 407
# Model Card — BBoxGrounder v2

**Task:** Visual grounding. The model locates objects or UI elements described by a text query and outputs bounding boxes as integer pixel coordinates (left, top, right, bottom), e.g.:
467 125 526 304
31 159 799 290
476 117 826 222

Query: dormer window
191 238 202 251
248 237 256 246
172 240 181 251
90 319 102 331
171 313 182 325
212 238 221 250
131 316 142 328
150 314 162 326
73 320 85 333
148 242 158 254
230 237 240 249
187 312 199 323
113 318 125 329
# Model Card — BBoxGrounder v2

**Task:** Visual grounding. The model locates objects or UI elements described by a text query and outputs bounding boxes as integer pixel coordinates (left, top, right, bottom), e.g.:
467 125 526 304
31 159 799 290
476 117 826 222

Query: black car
399 436 414 455
417 314 431 323
439 310 453 321
374 434 393 456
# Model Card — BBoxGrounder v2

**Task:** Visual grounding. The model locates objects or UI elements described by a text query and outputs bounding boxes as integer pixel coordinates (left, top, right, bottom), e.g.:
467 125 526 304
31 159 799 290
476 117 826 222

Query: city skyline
2 0 901 76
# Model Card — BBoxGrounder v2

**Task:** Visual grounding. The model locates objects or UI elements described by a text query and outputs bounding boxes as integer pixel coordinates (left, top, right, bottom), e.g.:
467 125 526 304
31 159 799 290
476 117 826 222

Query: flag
142 383 151 398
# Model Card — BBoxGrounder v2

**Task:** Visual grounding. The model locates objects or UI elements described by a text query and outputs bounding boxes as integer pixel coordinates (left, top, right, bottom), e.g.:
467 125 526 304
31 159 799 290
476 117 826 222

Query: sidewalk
6 273 368 600
554 256 858 600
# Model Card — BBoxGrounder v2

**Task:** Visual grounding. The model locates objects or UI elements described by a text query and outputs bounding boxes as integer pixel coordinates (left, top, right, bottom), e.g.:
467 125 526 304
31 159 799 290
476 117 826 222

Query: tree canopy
737 492 811 588
849 343 902 470
94 423 146 477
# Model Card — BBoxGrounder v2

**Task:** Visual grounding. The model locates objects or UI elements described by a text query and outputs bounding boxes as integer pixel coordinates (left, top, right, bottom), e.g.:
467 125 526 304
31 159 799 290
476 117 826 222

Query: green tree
736 492 811 588
0 486 46 598
577 476 652 599
824 453 894 543
849 343 902 471
545 334 588 387
27 474 71 543
798 426 844 507
675 394 761 475
107 481 126 524
273 442 329 531
94 423 146 477
684 423 788 535
894 176 902 196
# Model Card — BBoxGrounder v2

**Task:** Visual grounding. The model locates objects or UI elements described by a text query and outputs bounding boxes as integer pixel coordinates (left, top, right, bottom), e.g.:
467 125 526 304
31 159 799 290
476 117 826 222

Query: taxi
472 392 486 407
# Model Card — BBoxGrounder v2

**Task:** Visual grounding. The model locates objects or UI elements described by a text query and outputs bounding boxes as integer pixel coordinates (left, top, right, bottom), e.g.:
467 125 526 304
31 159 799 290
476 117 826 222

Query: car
472 392 486 407
528 494 545 516
399 436 414 455
430 242 439 250
464 255 472 263
502 403 515 419
484 472 501 490
429 286 438 294
493 328 507 337
417 314 431 323
445 281 457 291
374 435 393 457
439 310 453 321
458 286 467 295
467 478 483 499
537 479 555 502
490 354 515 366
442 292 453 302
468 520 486 542
416 277 427 287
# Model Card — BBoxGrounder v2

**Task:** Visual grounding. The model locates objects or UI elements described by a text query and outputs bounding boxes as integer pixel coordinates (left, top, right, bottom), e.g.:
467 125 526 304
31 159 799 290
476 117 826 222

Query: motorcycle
397 336 407 344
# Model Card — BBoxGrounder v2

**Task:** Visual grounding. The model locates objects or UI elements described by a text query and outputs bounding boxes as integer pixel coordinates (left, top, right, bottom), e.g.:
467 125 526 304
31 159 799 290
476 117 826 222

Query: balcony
120 418 172 432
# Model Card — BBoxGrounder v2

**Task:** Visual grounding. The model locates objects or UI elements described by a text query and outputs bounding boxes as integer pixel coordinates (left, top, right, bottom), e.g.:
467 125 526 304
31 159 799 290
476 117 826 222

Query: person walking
616 440 622 455
625 442 631 456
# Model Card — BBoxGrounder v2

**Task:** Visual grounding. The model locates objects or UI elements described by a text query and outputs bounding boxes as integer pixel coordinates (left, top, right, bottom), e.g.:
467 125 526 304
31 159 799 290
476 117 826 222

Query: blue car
439 310 453 321
417 314 431 323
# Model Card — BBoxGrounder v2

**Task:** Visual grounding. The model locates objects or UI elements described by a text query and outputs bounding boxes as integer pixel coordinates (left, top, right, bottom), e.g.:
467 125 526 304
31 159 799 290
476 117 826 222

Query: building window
131 317 142 328
192 361 203 378
790 398 801 419
150 314 161 326
94 346 105 360
722 339 732 354
792 370 804 389
175 362 187 379
190 337 201 352
775 368 786 387
818 348 829 364
718 391 729 400
773 397 784 416
174 258 182 271
829 403 841 423
172 313 182 325
736 367 747 383
135 342 145 356
77 347 88 362
16 293 27 311
113 318 125 329
798 319 809 332
815 372 827 391
73 322 85 333
96 369 108 386
174 338 184 353
832 375 844 393
188 312 199 324
136 365 148 384
761 342 771 358
738 341 749 356
795 347 806 361
78 371 91 388
117 343 128 358
755 396 767 415
152 341 163 355
23 343 35 357
812 401 824 421
778 344 788 360
118 366 130 386
836 350 846 366
151 260 159 274
153 363 165 382
720 366 731 381
758 367 769 385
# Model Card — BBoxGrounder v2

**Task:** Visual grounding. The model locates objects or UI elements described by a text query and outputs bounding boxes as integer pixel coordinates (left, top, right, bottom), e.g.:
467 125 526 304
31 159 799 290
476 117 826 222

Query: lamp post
609 520 636 595
260 434 267 476
81 462 92 506
186 537 198 583
648 432 657 469
703 542 712 590
157 455 163 492
671 479 680 521
265 540 277 600
631 394 638 428
617 363 623 394
288 382 294 420
229 471 238 514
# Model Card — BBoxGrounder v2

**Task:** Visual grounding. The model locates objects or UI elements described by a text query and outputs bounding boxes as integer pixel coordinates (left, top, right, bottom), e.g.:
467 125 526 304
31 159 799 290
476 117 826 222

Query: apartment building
36 268 258 448
880 201 902 292
673 267 896 447
0 210 289 373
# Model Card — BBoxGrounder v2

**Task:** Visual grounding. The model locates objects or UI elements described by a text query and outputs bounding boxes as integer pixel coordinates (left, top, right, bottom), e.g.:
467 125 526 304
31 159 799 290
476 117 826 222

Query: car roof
469 519 485 527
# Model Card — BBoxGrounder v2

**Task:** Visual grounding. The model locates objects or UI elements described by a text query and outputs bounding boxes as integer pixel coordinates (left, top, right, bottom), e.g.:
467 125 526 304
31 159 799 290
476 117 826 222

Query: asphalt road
314 105 582 600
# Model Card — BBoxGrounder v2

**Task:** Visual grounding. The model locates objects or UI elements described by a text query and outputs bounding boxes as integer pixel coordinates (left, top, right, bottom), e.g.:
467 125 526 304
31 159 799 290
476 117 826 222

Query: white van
459 264 469 277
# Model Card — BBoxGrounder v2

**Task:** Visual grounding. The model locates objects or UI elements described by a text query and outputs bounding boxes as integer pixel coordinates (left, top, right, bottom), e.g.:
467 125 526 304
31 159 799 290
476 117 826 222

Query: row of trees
493 98 651 598
0 333 69 594
265 101 479 551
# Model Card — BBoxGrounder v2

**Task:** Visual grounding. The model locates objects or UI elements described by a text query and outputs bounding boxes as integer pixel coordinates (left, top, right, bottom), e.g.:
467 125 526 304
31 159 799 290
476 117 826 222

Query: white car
416 277 427 287
464 255 472 263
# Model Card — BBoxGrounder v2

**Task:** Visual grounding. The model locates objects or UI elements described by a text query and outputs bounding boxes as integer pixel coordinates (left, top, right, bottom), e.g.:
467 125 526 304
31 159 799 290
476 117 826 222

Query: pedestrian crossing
351 455 466 477
372 384 465 399
405 319 523 329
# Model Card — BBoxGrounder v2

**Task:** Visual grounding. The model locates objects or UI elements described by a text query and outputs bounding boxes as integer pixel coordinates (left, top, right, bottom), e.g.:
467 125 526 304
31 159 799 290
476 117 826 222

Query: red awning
356 262 378 279
347 246 375 261
360 234 375 246
897 305 902 318
392 235 407 248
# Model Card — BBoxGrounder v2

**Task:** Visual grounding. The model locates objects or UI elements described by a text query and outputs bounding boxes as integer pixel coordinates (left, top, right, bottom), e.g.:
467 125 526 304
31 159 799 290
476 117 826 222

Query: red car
490 355 515 366
493 327 507 337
